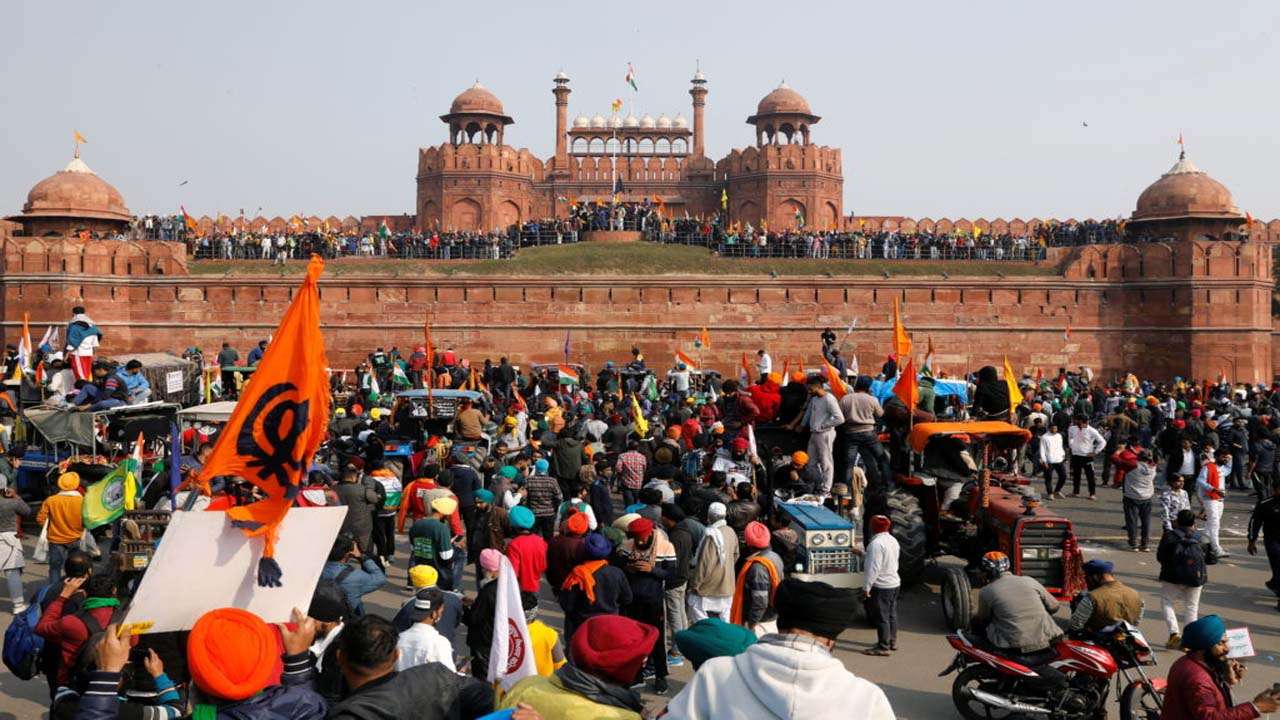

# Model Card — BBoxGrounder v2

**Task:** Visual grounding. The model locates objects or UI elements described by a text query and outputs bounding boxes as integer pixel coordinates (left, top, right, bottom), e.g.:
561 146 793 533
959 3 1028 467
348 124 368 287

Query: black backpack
1168 530 1209 587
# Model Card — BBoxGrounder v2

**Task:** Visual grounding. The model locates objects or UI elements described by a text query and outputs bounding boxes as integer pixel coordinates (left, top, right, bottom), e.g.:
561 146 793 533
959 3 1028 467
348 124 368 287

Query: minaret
553 71 571 164
689 67 708 158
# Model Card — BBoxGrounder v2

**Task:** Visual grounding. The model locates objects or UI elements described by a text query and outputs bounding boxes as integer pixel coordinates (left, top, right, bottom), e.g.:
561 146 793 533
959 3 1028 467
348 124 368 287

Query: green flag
83 435 143 530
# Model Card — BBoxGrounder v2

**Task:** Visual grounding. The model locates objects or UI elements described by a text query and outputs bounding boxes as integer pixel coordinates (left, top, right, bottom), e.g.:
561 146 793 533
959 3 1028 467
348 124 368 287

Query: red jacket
1159 653 1259 720
396 479 463 535
1111 447 1139 485
35 596 119 685
747 379 782 423
506 532 548 593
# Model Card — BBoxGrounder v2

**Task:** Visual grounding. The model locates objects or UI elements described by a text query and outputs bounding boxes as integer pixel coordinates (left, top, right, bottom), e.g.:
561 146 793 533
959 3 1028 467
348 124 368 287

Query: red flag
894 359 918 409
197 256 331 587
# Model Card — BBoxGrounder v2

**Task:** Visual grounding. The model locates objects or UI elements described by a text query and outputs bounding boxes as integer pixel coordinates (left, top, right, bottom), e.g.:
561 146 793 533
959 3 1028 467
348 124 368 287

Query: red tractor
873 421 1087 630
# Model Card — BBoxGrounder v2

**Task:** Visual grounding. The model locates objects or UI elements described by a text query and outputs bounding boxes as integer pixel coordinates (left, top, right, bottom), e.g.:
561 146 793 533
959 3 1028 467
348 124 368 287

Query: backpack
1168 530 1209 587
3 585 52 680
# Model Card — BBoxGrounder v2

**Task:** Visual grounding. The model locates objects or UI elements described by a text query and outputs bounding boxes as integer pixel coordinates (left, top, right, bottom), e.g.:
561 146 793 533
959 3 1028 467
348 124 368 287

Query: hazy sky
3 1 1278 220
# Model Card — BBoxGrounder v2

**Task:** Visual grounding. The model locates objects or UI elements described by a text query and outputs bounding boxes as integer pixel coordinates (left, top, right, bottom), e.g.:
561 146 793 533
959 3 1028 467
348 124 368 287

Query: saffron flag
822 359 848 399
625 62 638 91
1003 355 1023 413
487 554 539 690
180 205 198 231
73 130 88 145
611 98 623 113
891 298 912 360
699 327 711 350
739 353 752 386
894 359 918 409
197 256 331 587
675 350 699 370
83 433 144 530
1063 323 1072 342
557 364 580 385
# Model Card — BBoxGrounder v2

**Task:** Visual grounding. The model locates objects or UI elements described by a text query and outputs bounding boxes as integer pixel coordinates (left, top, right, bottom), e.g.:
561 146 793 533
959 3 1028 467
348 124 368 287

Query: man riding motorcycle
972 551 1062 663
1066 559 1143 637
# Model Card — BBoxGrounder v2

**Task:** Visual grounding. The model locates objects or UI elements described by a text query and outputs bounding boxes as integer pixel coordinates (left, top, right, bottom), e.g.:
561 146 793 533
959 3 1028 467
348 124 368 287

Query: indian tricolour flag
675 350 700 371
625 63 638 91
557 364 580 385
391 363 412 389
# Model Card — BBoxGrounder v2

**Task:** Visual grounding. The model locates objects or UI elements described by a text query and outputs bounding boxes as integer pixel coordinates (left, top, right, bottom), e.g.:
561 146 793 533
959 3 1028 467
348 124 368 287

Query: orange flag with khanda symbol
197 256 331 587
894 358 918 409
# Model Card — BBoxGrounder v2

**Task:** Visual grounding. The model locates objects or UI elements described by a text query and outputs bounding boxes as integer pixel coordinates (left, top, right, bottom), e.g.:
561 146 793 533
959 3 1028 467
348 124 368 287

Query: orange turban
768 372 782 385
187 608 278 701
790 371 806 384
565 511 590 536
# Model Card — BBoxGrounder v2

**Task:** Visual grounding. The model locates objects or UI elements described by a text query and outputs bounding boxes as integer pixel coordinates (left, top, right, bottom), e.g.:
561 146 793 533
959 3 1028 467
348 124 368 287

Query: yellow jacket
498 674 641 720
37 492 84 545
528 620 565 677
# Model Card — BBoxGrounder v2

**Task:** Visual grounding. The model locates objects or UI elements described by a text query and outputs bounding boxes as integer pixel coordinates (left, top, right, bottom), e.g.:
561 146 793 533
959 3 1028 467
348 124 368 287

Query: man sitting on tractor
972 551 1063 662
1066 559 1143 638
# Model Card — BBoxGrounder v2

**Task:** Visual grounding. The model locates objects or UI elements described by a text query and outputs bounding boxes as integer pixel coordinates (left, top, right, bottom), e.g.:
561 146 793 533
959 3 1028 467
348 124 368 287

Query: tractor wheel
941 567 972 631
885 488 928 586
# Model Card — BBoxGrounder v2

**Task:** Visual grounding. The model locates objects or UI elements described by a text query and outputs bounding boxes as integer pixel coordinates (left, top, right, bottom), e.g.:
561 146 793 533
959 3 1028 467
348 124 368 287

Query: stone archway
773 199 807 230
496 200 521 230
450 198 482 232
737 200 761 226
820 201 839 231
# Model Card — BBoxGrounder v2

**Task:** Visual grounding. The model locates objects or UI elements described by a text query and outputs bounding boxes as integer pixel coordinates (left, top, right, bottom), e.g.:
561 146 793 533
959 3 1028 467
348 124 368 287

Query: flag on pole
487 554 539 690
611 98 623 113
557 364 580 385
849 353 859 378
15 313 32 376
641 374 659 402
739 353 752 386
1063 322 1072 343
1177 131 1184 150
630 394 649 437
625 63 638 91
922 336 935 377
822 359 848 399
74 130 88 145
1003 356 1023 413
894 359 918 409
180 205 198 232
780 358 791 386
720 189 728 210
83 433 144 530
196 256 331 587
891 298 912 360
699 327 711 350
675 350 700 370
391 363 412 389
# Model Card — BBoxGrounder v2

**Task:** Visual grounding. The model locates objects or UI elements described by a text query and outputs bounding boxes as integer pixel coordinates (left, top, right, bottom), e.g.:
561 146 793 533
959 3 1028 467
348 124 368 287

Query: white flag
487 555 538 690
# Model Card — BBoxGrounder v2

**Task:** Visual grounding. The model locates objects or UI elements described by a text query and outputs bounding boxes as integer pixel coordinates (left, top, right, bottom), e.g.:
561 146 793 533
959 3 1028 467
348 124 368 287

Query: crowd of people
2 311 1279 719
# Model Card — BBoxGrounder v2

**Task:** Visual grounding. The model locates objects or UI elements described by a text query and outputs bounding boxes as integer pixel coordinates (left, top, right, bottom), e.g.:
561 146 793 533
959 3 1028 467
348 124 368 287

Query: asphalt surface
1 480 1278 719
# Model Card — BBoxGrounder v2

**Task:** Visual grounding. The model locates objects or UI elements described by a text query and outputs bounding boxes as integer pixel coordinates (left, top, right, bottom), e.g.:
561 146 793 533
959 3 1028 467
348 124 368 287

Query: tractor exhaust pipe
965 688 1053 715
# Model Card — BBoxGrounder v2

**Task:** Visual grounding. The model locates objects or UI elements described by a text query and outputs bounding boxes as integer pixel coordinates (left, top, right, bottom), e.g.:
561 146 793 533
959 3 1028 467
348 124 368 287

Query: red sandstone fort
2 72 1278 383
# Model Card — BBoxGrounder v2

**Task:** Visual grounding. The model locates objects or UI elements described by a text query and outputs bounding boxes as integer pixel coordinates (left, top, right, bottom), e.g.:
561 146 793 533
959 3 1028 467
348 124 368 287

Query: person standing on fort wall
64 305 102 381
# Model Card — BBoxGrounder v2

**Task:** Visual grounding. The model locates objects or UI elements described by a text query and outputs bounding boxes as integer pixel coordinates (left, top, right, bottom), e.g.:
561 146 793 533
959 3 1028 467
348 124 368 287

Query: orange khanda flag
197 256 331 587
822 359 847 399
891 298 912 360
894 358 918 408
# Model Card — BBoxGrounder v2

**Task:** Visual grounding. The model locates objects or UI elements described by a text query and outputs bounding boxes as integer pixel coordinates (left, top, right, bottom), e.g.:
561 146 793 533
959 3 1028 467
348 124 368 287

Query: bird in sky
178 180 189 186
1081 121 1089 128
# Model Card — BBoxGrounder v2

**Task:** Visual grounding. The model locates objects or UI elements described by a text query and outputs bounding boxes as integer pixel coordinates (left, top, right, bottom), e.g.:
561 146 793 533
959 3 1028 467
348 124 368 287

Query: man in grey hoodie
1122 449 1157 552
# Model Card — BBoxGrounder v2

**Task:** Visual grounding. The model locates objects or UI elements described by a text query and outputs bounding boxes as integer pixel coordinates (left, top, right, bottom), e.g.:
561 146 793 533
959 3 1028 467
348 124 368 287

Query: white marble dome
608 115 623 129
590 114 606 129
639 114 656 129
656 114 672 129
572 115 589 129
623 114 639 128
673 114 688 129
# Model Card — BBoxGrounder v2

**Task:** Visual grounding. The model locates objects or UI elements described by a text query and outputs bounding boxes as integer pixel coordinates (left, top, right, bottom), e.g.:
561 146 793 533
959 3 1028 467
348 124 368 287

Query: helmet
980 551 1010 579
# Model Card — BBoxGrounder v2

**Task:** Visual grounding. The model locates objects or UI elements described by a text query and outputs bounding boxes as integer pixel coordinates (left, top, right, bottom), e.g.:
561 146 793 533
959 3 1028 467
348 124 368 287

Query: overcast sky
3 1 1277 220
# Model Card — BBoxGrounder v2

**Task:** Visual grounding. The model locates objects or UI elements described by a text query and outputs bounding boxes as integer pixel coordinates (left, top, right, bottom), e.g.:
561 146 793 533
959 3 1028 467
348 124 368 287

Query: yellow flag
720 189 728 210
74 130 88 145
630 394 649 437
611 98 624 113
973 225 981 238
1003 355 1023 413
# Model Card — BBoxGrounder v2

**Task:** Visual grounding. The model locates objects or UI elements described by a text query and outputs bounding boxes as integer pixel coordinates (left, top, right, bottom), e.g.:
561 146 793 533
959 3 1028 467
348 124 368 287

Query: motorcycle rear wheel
1119 681 1163 720
951 665 1017 720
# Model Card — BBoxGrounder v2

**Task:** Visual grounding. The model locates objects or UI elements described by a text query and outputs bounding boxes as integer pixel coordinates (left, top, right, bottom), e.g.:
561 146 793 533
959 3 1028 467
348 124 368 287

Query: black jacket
666 523 694 588
328 663 460 720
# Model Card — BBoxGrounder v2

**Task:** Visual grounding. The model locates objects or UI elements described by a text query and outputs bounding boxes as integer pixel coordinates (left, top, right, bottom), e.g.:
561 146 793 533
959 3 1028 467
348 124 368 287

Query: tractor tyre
941 567 973 631
885 487 928 586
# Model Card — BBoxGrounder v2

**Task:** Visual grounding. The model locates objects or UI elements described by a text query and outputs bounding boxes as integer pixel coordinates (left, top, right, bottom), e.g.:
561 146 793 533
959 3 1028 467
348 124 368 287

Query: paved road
1 483 1277 719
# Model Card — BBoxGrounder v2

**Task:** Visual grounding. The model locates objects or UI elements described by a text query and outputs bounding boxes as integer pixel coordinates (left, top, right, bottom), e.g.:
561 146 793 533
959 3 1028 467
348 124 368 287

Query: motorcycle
940 622 1165 720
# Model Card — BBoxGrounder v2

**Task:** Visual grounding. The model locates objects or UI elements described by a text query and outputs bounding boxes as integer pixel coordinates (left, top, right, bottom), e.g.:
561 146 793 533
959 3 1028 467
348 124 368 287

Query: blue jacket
74 653 326 719
66 320 101 352
320 559 386 616
115 369 150 397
